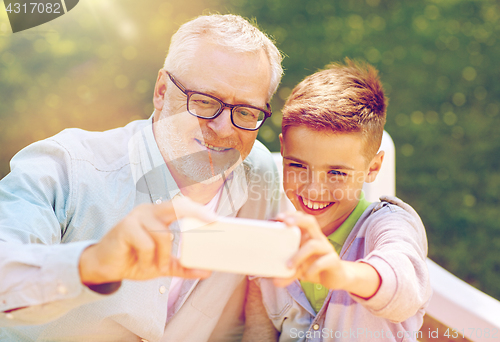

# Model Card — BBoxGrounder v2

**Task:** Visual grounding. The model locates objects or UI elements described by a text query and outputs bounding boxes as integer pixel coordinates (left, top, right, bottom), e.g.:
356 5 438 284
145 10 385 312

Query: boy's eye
329 170 347 176
289 163 305 168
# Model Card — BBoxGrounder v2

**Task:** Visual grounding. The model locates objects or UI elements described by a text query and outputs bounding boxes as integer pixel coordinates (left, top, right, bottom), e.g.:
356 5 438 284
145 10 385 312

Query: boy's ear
279 133 284 156
365 151 384 183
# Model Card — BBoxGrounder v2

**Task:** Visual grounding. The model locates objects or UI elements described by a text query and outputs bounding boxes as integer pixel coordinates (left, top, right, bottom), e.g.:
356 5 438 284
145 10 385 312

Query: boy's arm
242 279 279 342
350 202 431 322
275 207 431 322
335 262 382 299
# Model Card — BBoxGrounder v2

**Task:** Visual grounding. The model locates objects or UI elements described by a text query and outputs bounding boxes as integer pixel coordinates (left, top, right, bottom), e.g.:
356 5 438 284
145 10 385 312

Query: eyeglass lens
188 93 266 130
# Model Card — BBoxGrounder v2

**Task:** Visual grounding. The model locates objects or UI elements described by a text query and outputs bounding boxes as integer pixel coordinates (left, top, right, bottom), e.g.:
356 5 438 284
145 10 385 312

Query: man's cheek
239 134 258 159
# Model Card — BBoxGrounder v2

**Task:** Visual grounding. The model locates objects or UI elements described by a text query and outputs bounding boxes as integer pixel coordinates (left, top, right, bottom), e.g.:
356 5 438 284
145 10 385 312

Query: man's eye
238 109 257 119
329 170 347 176
289 163 305 168
194 99 214 106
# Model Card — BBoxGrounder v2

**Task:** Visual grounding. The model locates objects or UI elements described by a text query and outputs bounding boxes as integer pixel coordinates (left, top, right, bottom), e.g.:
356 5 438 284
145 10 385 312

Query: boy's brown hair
282 58 387 160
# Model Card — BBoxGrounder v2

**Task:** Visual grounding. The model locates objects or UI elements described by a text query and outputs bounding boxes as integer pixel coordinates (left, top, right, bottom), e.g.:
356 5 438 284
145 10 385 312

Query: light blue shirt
0 117 279 341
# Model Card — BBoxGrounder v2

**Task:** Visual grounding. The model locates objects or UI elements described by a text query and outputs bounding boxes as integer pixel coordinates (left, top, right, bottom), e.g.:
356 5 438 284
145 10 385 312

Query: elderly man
0 14 282 341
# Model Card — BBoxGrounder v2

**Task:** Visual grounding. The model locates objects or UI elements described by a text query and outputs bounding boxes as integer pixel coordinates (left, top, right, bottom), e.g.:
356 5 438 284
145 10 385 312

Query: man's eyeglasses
165 71 272 131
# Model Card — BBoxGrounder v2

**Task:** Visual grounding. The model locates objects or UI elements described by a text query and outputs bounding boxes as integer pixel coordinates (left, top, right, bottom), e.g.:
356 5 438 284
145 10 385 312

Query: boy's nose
303 172 330 199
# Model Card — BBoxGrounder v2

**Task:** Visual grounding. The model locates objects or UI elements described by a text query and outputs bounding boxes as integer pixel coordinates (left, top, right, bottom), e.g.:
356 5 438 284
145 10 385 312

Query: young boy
243 60 432 342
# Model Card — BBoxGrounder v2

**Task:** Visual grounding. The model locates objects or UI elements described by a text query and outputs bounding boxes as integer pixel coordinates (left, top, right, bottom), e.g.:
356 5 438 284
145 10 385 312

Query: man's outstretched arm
0 139 213 326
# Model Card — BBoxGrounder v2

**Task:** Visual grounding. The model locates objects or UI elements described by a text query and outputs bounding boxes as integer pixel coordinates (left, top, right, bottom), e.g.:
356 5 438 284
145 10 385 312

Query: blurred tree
0 0 213 175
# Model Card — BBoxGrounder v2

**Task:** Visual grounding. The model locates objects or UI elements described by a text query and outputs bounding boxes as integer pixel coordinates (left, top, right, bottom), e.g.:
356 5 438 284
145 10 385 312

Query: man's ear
365 151 384 183
153 69 168 112
279 133 284 156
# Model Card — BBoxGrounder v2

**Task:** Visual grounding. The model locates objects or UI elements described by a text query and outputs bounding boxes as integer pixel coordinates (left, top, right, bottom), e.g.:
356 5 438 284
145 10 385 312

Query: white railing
425 259 500 342
271 130 500 342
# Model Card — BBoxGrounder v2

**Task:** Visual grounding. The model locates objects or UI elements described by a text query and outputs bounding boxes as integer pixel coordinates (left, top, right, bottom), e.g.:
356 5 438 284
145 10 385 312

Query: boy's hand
273 212 347 290
273 211 381 299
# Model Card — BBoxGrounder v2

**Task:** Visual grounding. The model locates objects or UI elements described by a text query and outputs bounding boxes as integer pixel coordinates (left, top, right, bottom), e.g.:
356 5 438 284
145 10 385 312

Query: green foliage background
1 0 499 299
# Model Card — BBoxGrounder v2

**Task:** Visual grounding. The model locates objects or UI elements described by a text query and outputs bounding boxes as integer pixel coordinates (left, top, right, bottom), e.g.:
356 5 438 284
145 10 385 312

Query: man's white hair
164 14 283 100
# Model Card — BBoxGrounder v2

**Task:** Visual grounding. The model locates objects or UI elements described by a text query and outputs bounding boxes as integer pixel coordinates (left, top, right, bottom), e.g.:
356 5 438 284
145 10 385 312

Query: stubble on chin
153 106 242 185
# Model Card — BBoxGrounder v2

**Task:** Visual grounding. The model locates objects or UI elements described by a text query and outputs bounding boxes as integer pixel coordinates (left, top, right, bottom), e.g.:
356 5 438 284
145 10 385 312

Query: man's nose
206 107 235 138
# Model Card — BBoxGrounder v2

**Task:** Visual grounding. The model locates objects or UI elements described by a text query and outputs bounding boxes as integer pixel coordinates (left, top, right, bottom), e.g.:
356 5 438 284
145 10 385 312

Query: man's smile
195 138 232 152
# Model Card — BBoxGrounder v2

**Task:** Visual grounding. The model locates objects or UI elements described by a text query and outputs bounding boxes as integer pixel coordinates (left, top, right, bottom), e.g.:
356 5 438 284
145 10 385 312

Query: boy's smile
298 196 335 215
280 126 383 236
299 197 334 212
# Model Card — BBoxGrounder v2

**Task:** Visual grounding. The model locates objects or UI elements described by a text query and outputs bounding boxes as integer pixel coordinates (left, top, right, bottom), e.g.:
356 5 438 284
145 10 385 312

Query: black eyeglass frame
165 70 272 131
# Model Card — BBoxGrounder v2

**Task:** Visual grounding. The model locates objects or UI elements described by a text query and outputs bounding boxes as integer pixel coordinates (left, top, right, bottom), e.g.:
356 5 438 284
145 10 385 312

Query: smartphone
178 217 301 278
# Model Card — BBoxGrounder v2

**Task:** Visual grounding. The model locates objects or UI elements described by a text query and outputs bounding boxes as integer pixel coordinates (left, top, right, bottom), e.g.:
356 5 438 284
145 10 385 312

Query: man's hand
79 197 214 286
273 212 381 299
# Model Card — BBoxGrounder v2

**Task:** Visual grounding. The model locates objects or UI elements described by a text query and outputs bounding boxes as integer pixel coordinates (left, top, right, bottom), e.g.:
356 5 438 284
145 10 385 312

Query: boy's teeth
303 198 332 210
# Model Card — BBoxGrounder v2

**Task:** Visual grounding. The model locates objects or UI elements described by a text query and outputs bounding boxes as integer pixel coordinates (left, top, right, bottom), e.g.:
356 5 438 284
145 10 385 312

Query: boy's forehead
282 127 367 168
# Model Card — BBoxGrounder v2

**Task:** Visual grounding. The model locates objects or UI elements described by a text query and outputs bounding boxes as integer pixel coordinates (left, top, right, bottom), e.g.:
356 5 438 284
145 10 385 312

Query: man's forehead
194 80 265 104
177 45 271 106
